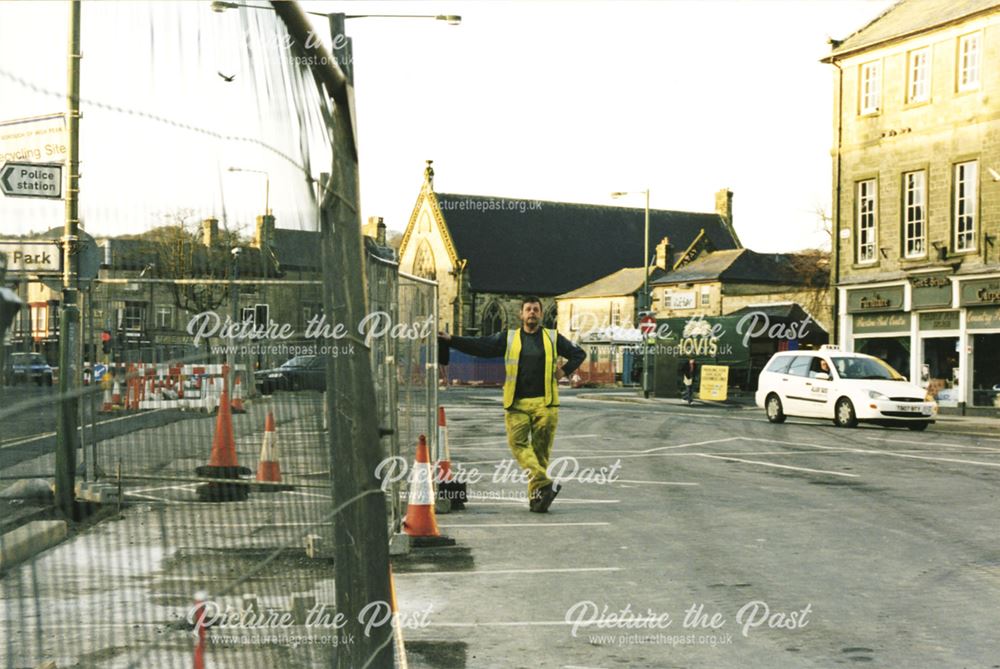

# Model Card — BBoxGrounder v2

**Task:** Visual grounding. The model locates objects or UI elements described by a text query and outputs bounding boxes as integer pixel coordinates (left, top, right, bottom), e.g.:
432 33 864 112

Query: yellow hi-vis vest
503 328 559 409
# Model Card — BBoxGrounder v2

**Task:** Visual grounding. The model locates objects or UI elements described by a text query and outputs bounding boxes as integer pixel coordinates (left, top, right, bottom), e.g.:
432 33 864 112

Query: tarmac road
397 387 1000 669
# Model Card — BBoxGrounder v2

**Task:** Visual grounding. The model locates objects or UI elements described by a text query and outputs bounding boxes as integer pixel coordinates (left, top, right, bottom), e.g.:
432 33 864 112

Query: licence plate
269 373 283 378
895 404 920 412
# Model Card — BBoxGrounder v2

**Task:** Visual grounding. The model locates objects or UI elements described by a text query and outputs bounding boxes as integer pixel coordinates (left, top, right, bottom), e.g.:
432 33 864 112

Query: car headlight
867 390 888 400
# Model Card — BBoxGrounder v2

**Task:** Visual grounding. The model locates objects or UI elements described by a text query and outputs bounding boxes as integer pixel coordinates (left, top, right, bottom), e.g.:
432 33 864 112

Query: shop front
846 285 911 378
961 279 1000 409
844 275 1000 413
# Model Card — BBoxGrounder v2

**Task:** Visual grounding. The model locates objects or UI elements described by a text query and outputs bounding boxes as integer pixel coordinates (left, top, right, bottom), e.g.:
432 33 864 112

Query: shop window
855 337 910 379
921 337 960 405
972 333 1000 408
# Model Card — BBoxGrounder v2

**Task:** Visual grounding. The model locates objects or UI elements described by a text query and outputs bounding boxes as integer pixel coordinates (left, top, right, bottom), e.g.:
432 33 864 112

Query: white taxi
755 346 937 430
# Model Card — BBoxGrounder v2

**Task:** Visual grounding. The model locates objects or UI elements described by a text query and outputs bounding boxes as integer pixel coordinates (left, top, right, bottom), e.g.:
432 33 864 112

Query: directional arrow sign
0 161 63 199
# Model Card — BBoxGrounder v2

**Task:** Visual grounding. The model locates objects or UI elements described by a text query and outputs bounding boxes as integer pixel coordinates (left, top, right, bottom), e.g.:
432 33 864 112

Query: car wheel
765 393 786 424
834 397 858 428
45 375 53 387
907 421 929 431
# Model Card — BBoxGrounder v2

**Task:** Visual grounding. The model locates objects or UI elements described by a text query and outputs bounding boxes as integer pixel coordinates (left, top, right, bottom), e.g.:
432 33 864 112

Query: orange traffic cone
195 381 251 502
231 371 247 414
255 411 291 491
403 435 440 537
436 407 466 510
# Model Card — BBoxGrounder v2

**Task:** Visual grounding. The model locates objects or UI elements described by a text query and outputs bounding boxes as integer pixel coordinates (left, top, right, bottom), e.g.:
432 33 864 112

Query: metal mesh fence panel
0 2 433 666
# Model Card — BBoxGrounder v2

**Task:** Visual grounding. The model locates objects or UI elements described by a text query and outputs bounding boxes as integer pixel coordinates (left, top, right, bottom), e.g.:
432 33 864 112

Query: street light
611 189 652 399
210 2 461 25
227 166 269 216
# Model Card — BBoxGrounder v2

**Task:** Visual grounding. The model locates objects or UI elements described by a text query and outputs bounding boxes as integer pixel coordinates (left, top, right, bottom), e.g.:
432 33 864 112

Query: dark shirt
447 328 586 399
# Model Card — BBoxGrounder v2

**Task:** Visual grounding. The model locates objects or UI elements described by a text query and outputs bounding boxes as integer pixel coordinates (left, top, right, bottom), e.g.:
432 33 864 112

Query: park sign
0 240 61 274
0 161 63 199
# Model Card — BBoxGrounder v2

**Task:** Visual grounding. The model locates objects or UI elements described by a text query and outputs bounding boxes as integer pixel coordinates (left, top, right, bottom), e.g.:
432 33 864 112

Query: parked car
755 346 936 430
254 355 326 394
9 352 54 386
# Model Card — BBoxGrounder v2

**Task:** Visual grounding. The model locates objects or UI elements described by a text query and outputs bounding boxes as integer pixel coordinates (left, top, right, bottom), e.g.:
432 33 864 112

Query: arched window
543 303 557 329
412 240 436 280
481 301 506 336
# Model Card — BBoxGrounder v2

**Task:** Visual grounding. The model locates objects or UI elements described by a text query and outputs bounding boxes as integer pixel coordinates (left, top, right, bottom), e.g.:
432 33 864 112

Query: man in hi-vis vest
439 297 586 512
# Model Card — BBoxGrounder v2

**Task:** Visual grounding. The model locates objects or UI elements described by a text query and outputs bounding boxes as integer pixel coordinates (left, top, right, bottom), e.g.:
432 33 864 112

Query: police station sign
0 240 61 273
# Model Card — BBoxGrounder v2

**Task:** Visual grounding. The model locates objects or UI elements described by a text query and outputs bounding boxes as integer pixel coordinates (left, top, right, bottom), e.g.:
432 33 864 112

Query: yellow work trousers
504 397 559 499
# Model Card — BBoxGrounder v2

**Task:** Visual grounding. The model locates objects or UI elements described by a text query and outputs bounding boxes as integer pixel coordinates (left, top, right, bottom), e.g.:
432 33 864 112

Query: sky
0 0 896 252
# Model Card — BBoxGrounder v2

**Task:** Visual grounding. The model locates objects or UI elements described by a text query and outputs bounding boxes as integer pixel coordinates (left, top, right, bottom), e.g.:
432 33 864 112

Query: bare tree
121 210 247 315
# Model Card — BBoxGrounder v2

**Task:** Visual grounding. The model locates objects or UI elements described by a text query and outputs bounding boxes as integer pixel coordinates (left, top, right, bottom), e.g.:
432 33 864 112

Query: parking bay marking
694 453 859 478
744 437 1000 470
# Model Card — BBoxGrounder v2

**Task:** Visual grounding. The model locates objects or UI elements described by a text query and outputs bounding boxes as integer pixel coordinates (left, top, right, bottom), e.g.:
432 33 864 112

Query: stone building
824 0 1000 411
397 161 741 336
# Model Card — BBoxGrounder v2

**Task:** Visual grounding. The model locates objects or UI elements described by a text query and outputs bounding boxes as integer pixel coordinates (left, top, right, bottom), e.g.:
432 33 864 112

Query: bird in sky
218 72 236 82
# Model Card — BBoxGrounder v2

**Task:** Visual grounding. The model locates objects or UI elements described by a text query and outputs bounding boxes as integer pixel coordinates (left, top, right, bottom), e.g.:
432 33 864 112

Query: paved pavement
397 387 1000 668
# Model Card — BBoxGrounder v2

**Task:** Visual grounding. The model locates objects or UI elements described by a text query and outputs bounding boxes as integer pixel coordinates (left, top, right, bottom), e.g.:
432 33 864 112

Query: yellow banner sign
699 364 728 401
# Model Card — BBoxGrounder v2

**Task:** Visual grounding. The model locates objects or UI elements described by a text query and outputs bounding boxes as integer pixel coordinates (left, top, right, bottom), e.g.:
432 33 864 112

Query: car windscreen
832 356 904 380
280 356 311 368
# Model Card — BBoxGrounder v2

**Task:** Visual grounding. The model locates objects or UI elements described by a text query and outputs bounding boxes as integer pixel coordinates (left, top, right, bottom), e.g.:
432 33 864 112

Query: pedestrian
679 358 698 404
438 297 586 513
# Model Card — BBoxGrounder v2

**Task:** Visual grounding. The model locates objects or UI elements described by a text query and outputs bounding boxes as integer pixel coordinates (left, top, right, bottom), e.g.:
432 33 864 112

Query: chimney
253 214 275 249
715 188 733 226
363 216 387 245
655 236 671 271
202 218 219 247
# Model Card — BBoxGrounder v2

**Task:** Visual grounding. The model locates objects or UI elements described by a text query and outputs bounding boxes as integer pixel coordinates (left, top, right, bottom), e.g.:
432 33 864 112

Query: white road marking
642 436 742 454
396 566 620 577
613 479 700 486
464 499 620 505
744 437 1000 470
695 453 859 478
438 521 610 528
450 434 600 446
1 409 169 449
865 436 1000 453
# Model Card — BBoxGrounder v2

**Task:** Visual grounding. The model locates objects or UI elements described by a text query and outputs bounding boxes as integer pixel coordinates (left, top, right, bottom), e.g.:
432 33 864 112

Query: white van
755 346 937 430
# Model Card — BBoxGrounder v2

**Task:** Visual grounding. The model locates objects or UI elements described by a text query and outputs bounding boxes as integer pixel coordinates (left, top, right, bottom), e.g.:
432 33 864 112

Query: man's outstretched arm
556 334 586 378
439 331 507 358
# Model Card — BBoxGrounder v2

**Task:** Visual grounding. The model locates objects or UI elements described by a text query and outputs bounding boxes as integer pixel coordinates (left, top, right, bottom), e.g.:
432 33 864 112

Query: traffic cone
195 375 251 502
436 406 466 511
111 377 122 408
192 590 208 669
255 411 291 491
403 435 454 547
231 371 247 414
101 375 114 412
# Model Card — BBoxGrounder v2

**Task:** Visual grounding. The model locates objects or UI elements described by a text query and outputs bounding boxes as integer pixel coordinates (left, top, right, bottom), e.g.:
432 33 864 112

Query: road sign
639 314 656 336
0 114 67 163
0 162 62 199
0 240 61 273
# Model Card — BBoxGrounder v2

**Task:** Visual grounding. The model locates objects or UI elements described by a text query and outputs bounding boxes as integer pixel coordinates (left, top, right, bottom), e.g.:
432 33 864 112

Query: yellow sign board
698 364 728 401
0 114 67 165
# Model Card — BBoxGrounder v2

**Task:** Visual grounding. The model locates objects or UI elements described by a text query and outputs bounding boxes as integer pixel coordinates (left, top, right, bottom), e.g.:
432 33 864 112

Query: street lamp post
612 189 652 398
227 166 269 216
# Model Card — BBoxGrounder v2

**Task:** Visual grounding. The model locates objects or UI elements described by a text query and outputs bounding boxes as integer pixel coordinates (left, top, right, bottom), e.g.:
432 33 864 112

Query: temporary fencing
0 2 436 667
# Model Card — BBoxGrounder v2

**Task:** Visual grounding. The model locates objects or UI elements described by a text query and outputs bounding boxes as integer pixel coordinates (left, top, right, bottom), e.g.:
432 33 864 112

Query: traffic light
101 330 112 354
